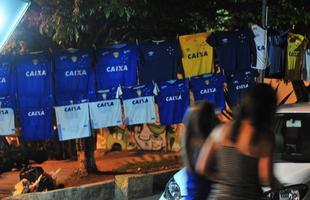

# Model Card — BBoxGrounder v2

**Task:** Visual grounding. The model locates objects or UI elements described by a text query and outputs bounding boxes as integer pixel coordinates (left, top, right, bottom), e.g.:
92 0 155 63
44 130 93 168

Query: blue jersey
0 55 15 98
15 51 53 107
0 107 15 136
122 84 156 125
156 79 190 125
267 31 287 78
139 40 181 84
55 103 91 141
89 87 122 128
54 49 95 105
19 106 54 141
227 71 256 106
96 43 139 89
207 30 256 75
190 73 226 110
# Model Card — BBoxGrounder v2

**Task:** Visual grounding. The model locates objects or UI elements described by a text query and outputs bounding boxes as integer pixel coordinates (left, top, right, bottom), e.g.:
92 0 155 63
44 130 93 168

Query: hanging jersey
207 30 256 75
179 32 214 77
122 84 156 125
227 71 256 106
15 51 53 107
0 107 15 136
96 43 138 89
251 24 267 69
54 49 95 105
285 33 308 80
55 103 91 141
89 87 122 128
139 40 181 84
19 106 54 141
190 73 226 110
0 55 15 99
156 79 190 125
302 49 310 81
267 31 287 78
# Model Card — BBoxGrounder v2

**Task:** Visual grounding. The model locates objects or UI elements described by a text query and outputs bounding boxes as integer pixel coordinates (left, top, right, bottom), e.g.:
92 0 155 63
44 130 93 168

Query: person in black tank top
195 83 281 200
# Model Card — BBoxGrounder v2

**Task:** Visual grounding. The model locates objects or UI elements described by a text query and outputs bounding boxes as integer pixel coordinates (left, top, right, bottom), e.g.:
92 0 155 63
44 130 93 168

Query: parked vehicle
160 103 310 200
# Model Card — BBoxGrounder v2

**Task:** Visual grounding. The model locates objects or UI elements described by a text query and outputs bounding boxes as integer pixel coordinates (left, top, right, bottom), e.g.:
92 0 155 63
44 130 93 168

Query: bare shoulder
210 122 232 142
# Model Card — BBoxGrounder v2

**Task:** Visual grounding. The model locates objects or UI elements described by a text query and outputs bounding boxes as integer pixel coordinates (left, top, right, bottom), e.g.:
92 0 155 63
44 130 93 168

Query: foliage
3 0 310 52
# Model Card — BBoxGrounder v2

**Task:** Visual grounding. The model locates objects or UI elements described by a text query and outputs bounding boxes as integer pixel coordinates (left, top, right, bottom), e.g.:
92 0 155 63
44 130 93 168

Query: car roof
276 103 310 114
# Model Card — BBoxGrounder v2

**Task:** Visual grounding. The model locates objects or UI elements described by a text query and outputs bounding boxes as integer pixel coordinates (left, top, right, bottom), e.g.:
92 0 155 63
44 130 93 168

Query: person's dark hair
231 83 277 144
182 101 219 171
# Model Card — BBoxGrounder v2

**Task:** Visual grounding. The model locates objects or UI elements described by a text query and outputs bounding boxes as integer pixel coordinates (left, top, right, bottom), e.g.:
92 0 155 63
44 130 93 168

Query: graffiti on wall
96 123 184 152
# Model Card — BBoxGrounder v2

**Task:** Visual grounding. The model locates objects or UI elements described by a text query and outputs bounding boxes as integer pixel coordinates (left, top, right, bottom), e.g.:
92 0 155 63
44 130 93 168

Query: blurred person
195 83 280 200
182 101 219 200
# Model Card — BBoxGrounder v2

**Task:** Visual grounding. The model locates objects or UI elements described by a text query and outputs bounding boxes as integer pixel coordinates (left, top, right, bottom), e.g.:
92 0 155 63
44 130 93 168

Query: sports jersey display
156 79 190 125
190 73 226 110
267 31 287 77
15 51 53 107
139 40 181 84
89 87 122 128
0 55 15 99
207 29 256 75
179 32 214 77
96 43 139 89
251 24 267 69
54 49 95 105
285 33 308 80
19 106 54 141
55 103 91 141
0 107 15 135
227 71 256 106
302 49 310 81
122 84 156 125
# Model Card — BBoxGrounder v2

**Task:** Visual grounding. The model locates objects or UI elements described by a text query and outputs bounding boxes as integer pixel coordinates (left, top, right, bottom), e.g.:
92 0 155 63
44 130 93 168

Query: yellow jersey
286 33 308 80
179 32 214 78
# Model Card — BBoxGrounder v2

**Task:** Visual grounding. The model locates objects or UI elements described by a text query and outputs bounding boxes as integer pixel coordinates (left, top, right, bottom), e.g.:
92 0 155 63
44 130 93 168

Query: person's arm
195 136 218 180
258 142 282 189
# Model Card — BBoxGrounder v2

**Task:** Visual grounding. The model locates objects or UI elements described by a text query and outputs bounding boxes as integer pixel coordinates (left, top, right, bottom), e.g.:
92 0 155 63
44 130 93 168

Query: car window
274 113 310 162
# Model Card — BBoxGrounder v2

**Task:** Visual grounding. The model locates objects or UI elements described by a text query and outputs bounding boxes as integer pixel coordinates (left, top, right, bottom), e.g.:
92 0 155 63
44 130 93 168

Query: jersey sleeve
206 32 217 47
249 29 257 69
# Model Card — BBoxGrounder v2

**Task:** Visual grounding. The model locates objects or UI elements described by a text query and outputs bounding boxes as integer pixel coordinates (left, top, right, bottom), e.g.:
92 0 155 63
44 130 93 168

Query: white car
161 103 310 200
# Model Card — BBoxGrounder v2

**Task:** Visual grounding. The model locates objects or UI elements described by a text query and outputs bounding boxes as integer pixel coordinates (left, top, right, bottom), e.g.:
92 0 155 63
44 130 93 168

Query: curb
4 168 179 200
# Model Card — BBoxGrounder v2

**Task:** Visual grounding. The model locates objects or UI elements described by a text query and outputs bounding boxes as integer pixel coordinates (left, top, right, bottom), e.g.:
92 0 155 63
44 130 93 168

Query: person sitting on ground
195 83 281 200
181 101 219 200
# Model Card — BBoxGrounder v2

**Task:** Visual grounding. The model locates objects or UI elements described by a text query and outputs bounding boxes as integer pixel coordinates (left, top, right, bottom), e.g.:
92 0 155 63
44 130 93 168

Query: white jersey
55 103 91 141
302 49 310 80
251 24 267 69
89 99 122 129
123 96 156 125
0 108 15 135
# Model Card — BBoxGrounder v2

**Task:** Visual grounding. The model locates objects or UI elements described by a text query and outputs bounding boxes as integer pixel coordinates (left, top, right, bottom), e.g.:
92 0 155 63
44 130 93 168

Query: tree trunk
76 131 97 176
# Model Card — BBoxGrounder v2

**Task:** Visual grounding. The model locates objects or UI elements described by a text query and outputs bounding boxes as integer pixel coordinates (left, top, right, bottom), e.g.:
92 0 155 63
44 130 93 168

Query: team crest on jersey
113 52 119 58
136 89 142 97
204 80 209 85
71 56 78 63
102 93 107 100
32 59 39 65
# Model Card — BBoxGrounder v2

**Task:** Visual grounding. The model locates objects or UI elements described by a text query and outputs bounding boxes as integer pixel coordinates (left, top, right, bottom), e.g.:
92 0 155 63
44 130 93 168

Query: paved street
0 151 179 199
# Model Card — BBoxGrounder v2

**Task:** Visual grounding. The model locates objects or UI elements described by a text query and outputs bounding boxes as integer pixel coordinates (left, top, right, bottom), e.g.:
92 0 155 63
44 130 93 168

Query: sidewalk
0 151 180 199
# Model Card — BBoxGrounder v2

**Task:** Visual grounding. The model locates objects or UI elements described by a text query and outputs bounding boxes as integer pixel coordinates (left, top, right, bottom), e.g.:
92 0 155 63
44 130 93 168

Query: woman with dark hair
181 101 219 200
195 83 280 200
